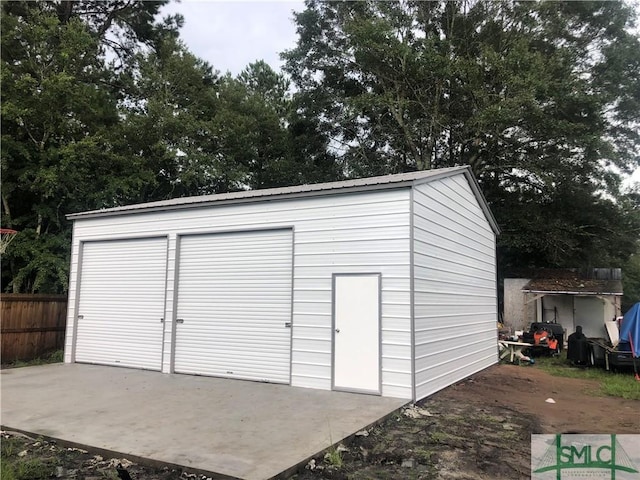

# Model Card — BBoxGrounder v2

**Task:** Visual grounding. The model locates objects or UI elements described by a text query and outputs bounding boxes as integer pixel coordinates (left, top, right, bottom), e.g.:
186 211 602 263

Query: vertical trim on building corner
330 273 337 391
70 238 84 363
288 227 295 386
159 235 170 372
169 234 183 374
377 272 383 396
409 188 417 402
493 232 500 356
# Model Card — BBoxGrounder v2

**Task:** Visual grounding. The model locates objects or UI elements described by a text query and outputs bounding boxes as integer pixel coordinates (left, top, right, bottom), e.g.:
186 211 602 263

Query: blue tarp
619 302 640 358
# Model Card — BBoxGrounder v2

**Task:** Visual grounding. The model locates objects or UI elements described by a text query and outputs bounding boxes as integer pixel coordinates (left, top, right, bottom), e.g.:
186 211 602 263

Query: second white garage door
174 229 293 383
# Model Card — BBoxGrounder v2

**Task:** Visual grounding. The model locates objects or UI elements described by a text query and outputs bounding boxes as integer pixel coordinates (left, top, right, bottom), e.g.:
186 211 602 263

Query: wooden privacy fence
1 294 67 363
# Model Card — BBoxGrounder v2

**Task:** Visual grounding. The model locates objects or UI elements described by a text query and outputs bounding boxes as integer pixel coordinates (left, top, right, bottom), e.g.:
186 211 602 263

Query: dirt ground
444 363 639 434
2 364 639 480
293 363 640 480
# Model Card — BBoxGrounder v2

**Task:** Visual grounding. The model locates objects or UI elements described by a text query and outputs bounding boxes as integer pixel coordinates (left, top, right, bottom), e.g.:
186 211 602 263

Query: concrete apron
1 364 407 479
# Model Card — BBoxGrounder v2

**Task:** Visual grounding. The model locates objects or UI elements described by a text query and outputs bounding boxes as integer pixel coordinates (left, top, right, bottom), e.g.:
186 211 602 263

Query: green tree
621 188 640 311
212 61 341 190
53 1 183 68
0 1 177 292
1 1 338 293
283 0 640 270
212 63 291 190
623 249 640 312
119 36 224 199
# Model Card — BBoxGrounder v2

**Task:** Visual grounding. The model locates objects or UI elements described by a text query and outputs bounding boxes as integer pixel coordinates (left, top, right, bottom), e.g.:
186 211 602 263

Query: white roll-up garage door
174 229 293 383
75 238 167 370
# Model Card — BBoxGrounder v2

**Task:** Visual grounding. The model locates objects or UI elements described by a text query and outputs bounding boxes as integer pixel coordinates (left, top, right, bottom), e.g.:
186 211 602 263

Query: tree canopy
283 0 640 273
0 0 337 292
2 0 639 307
1 1 172 292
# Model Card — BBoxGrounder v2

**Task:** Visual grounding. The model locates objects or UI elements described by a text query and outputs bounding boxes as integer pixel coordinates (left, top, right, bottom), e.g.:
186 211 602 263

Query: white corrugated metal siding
65 190 413 399
74 238 167 369
173 230 293 383
412 175 498 400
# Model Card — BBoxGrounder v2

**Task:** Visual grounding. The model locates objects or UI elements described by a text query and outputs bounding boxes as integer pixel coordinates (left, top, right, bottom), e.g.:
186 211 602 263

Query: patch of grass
100 469 120 480
322 423 344 469
1 437 24 458
429 431 448 444
413 447 434 464
473 413 505 425
536 352 640 400
440 413 472 427
500 430 519 441
599 374 640 400
1 461 17 480
4 350 63 369
14 459 53 480
0 459 53 480
47 350 64 363
535 354 599 379
324 447 343 468
1 436 57 480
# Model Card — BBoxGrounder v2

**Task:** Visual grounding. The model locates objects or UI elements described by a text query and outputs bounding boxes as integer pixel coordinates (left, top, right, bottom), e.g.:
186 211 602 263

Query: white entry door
174 229 293 383
75 238 167 370
333 274 380 394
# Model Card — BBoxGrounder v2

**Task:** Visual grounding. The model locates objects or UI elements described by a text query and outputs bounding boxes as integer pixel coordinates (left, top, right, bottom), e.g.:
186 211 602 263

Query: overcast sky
161 1 639 184
160 1 304 75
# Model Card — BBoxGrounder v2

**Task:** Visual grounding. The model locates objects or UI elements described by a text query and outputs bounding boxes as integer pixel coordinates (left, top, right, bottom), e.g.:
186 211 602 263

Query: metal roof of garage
67 166 500 233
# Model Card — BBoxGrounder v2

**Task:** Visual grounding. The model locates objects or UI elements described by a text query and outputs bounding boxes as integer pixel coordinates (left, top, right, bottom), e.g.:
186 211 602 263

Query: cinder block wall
503 279 533 332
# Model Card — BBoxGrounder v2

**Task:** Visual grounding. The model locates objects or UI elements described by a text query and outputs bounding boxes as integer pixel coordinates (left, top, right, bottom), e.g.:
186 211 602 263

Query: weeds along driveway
0 363 407 480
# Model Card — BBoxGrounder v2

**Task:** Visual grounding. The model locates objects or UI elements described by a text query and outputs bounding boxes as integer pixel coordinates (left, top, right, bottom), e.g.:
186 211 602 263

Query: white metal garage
65 166 500 401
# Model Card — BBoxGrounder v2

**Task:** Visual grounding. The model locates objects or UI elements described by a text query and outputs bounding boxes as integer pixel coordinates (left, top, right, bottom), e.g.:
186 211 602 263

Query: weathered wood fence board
1 294 67 363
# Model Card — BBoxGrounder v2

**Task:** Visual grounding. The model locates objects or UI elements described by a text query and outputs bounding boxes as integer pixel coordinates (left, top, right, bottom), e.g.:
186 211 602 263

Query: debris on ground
293 394 538 479
291 363 639 479
402 404 433 418
0 430 198 480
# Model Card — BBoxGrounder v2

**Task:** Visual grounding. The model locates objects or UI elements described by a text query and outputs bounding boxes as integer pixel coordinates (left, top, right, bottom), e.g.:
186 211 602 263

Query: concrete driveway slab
1 364 407 479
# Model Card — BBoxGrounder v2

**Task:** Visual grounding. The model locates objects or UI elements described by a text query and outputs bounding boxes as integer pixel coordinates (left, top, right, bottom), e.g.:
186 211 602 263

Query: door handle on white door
176 319 184 324
335 328 340 333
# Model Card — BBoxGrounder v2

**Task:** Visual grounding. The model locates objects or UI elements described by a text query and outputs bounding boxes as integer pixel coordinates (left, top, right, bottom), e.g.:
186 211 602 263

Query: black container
567 337 590 365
